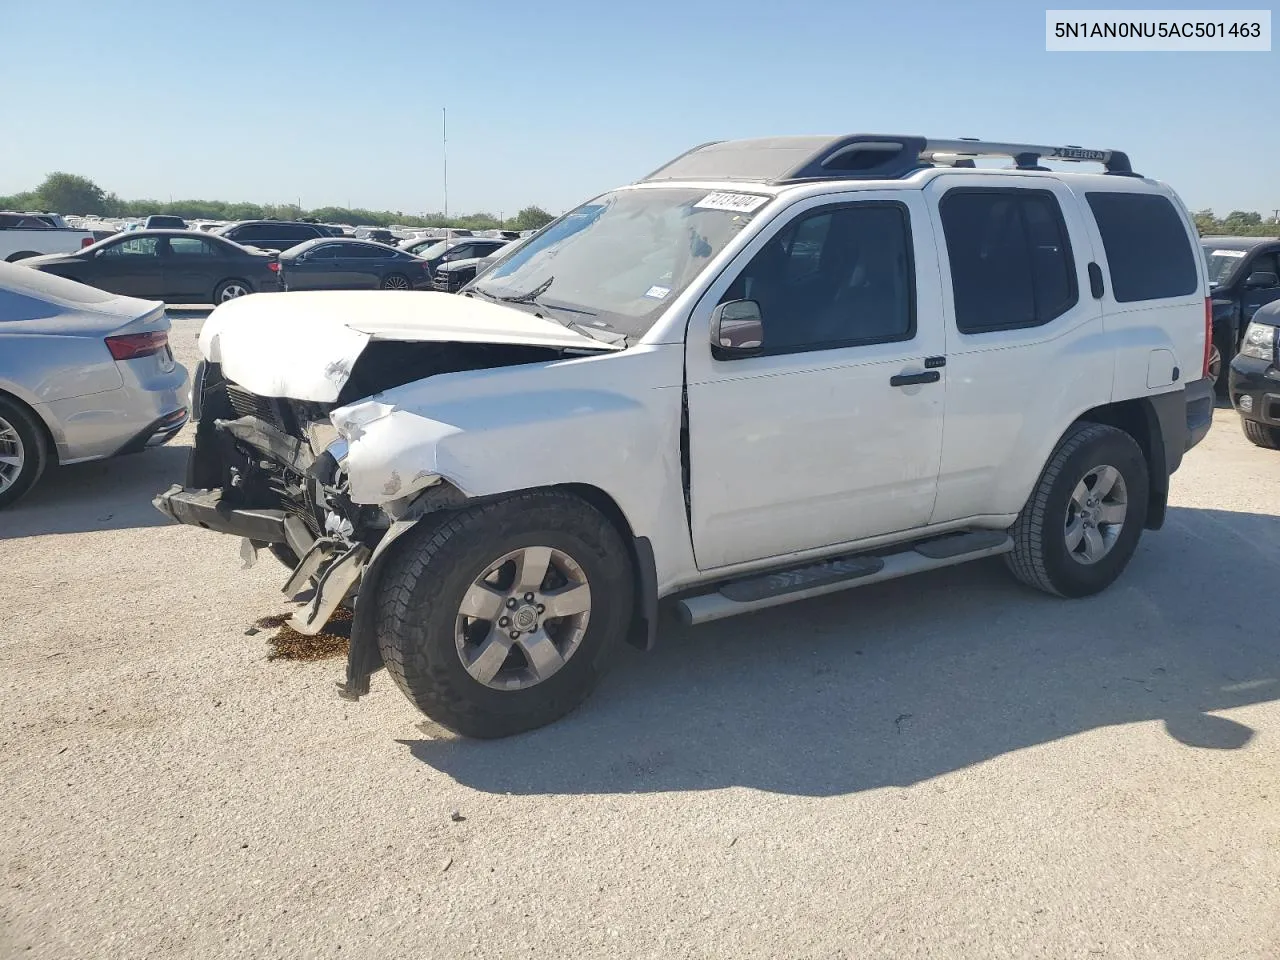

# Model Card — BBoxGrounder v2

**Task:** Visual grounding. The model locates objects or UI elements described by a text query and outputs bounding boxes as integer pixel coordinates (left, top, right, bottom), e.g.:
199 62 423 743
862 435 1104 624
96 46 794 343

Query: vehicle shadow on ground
401 506 1280 797
0 443 189 538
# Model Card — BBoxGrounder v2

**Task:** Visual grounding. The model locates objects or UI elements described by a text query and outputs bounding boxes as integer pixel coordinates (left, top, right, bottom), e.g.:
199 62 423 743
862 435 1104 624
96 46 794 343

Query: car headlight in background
1238 322 1277 362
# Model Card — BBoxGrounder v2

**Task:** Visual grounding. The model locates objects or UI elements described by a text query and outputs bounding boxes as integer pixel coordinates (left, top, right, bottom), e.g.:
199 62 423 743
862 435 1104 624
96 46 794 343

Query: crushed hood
198 290 614 402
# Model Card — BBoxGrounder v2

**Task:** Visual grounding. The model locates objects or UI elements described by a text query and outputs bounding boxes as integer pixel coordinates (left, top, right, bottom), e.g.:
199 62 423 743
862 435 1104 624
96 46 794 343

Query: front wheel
375 491 635 738
1241 419 1280 449
1005 422 1149 598
1209 331 1233 396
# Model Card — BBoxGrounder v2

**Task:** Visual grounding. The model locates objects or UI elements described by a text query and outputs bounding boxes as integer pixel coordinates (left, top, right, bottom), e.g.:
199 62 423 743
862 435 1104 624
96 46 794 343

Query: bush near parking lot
0 176 557 232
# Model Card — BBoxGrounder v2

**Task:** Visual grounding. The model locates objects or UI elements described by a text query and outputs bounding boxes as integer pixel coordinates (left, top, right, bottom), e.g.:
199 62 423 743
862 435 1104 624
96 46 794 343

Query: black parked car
20 230 280 304
433 238 525 293
1228 298 1280 449
278 239 432 291
1202 236 1280 392
214 219 330 252
403 236 510 273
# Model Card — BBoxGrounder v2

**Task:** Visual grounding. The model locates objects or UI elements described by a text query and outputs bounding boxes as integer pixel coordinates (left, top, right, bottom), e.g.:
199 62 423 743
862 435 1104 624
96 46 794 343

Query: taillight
267 261 281 273
80 237 94 248
1203 297 1213 378
105 330 168 361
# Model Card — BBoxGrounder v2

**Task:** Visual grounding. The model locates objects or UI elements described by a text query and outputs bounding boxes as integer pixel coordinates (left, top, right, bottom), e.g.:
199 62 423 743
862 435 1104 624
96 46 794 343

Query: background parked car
0 263 189 509
356 227 397 244
1 212 96 262
406 235 510 274
1203 236 1280 392
1228 299 1280 449
278 238 432 291
20 230 280 304
144 214 188 230
434 238 526 292
214 219 330 252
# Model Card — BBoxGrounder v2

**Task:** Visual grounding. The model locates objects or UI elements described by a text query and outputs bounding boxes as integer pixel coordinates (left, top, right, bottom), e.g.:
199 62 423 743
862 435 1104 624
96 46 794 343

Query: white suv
157 134 1215 737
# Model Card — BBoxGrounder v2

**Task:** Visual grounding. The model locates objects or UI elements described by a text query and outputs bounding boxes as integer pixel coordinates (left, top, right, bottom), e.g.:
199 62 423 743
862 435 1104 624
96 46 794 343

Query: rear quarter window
1086 193 1199 303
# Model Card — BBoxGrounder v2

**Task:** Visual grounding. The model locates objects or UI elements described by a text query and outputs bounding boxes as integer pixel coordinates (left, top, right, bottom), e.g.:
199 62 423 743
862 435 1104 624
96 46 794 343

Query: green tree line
1192 208 1280 237
0 172 556 232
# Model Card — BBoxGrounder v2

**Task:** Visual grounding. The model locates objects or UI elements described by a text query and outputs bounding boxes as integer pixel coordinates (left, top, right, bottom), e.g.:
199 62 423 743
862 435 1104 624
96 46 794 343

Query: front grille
225 383 289 433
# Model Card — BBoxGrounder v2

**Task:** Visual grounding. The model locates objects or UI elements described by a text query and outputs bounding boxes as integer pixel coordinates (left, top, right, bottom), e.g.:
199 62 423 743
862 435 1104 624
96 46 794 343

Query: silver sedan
0 263 189 509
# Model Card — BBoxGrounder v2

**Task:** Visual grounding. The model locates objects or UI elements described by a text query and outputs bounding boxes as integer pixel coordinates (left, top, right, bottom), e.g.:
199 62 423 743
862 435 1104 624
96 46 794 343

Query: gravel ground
3 314 1278 959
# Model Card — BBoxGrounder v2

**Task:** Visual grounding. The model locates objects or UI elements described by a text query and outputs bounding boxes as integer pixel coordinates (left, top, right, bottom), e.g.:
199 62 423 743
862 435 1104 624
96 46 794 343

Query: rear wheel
1241 419 1280 449
375 491 634 738
0 396 50 510
213 279 252 303
380 273 411 290
1005 422 1149 598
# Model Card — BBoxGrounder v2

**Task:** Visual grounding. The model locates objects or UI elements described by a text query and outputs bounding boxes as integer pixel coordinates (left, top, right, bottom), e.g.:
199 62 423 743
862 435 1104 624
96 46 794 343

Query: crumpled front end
154 359 389 643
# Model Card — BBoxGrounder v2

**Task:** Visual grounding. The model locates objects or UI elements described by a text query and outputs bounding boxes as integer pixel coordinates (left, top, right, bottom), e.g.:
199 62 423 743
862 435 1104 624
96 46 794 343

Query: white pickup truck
156 134 1215 738
0 213 95 262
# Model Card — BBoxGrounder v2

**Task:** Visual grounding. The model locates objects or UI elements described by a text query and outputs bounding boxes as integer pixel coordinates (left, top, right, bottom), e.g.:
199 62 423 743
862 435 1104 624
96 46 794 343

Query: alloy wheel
0 416 25 495
1064 464 1128 565
383 275 410 290
219 283 249 301
1208 342 1222 383
454 545 592 690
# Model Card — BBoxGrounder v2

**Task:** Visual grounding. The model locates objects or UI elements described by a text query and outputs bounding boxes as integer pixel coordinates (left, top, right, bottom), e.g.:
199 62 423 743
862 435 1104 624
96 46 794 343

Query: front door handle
889 370 941 388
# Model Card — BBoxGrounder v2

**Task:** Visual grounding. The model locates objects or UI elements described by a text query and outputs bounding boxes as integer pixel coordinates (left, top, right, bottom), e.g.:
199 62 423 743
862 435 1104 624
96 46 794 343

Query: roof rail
639 134 1139 185
921 139 1136 176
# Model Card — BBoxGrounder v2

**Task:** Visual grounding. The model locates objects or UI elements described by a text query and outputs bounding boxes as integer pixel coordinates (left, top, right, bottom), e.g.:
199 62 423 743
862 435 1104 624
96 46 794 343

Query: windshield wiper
497 276 554 304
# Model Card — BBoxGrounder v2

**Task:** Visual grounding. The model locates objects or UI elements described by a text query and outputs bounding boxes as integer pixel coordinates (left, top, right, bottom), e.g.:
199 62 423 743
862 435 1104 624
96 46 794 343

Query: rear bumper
1182 376 1215 451
1228 355 1280 425
46 365 190 464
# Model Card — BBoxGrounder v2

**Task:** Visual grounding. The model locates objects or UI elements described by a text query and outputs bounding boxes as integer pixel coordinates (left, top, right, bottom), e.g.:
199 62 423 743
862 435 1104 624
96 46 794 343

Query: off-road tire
1241 419 1280 449
1005 422 1149 598
375 490 634 738
0 395 50 510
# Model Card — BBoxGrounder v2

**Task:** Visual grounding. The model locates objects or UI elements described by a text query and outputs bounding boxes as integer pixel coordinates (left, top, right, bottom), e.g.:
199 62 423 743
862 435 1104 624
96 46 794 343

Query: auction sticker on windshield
1211 249 1247 258
694 192 770 213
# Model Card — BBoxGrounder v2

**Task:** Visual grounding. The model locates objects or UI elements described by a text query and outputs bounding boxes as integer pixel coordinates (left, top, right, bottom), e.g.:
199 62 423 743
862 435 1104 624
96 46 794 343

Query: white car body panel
335 344 698 594
198 289 613 402
0 226 95 261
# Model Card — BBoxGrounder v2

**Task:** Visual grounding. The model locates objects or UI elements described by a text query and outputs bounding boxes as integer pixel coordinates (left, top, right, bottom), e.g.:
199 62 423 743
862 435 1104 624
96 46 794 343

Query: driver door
90 235 167 297
684 193 946 570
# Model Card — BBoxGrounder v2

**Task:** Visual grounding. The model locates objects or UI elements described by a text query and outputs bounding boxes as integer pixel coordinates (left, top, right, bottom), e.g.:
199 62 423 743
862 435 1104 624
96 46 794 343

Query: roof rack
639 135 1138 185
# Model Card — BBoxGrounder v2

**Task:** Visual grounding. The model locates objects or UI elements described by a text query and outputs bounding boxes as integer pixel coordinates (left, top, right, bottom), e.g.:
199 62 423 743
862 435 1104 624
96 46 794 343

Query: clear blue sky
1 0 1276 217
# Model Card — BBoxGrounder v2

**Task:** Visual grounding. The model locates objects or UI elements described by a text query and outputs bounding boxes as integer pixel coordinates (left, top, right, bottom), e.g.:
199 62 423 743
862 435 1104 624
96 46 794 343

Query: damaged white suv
157 135 1215 737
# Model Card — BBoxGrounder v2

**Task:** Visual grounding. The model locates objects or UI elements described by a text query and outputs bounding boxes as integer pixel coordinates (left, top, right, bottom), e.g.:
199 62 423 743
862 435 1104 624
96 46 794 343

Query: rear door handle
889 371 941 387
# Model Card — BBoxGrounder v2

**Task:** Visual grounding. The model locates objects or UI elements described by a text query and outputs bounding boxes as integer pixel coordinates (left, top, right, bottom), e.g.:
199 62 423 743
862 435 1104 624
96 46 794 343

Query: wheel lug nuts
498 617 509 627
506 598 518 609
509 630 520 640
536 604 545 614
523 592 535 602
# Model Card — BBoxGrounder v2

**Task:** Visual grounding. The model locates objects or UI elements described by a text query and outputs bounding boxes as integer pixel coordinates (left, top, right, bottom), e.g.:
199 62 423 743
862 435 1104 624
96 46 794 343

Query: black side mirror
710 299 764 360
1245 271 1279 289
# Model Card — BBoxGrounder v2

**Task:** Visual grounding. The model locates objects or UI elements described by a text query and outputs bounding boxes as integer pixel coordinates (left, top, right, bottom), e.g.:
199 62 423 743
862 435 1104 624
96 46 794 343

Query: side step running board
677 530 1013 625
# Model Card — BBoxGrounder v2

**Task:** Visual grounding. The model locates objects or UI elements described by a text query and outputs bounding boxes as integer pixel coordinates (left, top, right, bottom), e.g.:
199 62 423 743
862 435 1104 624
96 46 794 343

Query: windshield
471 186 768 339
1202 245 1248 286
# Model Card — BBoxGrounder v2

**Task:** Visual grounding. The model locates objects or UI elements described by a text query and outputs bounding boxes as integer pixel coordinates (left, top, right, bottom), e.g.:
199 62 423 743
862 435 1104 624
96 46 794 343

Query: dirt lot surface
3 314 1278 959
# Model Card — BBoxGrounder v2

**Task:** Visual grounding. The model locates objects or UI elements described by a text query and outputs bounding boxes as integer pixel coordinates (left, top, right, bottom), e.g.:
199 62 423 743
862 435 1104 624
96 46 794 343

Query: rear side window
940 188 1078 334
1086 192 1198 302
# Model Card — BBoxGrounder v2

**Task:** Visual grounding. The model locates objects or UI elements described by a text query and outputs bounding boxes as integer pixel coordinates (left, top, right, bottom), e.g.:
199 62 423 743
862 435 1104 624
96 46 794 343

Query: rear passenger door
926 177 1107 525
164 235 225 301
89 234 168 297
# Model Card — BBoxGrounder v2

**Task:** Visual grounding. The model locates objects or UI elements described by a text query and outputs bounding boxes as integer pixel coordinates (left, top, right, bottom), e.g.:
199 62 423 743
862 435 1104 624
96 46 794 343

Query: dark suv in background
215 220 330 252
1202 236 1280 392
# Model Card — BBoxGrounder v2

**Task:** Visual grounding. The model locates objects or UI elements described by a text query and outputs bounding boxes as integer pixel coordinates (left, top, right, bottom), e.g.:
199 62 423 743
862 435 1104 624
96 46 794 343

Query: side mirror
710 299 764 360
1245 271 1279 289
